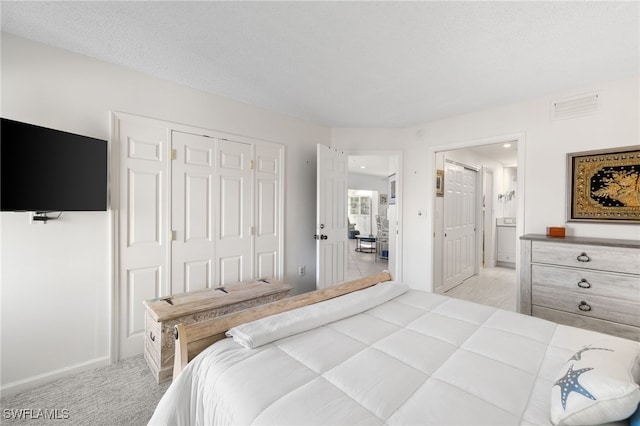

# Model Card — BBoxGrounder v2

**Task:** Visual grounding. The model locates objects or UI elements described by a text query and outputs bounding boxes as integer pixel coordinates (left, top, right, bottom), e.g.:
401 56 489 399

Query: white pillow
550 338 640 425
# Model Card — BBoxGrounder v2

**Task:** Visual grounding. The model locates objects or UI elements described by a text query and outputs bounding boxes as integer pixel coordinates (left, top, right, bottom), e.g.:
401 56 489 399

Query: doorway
429 134 524 309
345 152 402 282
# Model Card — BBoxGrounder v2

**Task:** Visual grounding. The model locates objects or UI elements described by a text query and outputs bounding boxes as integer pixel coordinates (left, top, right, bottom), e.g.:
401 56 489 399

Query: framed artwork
389 174 396 205
436 169 444 197
379 193 388 205
566 146 640 223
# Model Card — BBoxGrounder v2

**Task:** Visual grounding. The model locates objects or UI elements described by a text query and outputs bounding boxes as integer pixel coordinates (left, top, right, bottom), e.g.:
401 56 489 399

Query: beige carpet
0 355 170 426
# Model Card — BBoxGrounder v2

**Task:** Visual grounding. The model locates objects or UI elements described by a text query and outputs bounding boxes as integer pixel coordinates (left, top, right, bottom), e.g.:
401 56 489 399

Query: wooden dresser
144 279 293 383
520 234 640 341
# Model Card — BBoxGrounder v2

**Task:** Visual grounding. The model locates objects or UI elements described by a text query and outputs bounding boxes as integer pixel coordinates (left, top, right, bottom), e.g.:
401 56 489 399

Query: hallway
346 241 516 313
346 238 388 282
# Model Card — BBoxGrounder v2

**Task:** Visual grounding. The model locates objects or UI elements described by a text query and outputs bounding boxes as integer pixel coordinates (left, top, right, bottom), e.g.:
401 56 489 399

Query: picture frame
379 193 388 205
388 174 396 205
436 169 444 197
566 146 640 223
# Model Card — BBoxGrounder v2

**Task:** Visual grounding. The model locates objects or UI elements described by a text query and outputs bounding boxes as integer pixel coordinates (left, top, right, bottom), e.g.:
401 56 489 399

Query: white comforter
149 282 637 425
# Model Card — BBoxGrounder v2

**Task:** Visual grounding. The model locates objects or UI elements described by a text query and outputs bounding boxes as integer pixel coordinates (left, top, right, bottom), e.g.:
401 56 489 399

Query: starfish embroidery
554 364 597 410
568 345 614 362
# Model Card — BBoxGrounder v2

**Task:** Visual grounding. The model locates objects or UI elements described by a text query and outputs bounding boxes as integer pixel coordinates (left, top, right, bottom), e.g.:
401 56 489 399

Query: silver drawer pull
577 278 591 289
578 301 592 312
149 331 156 342
576 252 591 262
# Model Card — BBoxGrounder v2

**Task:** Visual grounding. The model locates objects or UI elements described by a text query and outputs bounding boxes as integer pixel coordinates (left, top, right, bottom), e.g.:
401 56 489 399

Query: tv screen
0 118 108 212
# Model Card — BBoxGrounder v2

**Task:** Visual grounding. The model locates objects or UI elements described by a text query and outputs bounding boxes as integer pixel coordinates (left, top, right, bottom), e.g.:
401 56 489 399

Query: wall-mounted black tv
0 118 108 212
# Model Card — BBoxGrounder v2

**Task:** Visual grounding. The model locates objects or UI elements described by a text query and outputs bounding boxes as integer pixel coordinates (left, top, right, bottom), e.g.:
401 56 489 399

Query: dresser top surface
521 234 640 249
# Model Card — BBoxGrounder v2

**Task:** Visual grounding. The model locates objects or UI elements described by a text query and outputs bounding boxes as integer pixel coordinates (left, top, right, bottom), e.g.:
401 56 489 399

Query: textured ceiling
1 1 638 128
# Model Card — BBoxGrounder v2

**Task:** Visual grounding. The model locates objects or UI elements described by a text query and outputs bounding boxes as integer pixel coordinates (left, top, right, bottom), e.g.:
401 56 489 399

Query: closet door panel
215 139 253 285
117 118 169 359
171 131 215 294
255 144 282 280
220 177 243 239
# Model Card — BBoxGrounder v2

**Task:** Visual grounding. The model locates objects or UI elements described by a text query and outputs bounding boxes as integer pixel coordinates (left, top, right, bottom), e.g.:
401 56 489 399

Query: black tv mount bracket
32 212 63 224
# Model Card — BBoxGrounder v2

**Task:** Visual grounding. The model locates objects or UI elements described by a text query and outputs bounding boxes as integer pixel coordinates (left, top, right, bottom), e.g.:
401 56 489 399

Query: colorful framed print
567 146 640 223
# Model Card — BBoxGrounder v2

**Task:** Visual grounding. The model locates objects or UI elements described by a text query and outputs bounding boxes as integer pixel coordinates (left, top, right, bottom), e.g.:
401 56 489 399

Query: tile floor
346 237 389 282
444 266 517 312
346 237 516 312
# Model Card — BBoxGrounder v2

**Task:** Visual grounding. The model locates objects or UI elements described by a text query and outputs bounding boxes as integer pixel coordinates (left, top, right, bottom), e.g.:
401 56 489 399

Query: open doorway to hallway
433 140 520 309
346 153 401 281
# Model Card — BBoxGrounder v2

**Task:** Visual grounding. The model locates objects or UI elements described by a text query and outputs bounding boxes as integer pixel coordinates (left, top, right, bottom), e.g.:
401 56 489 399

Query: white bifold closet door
117 119 171 360
115 113 282 360
171 131 216 294
215 139 253 286
253 144 282 281
213 140 282 285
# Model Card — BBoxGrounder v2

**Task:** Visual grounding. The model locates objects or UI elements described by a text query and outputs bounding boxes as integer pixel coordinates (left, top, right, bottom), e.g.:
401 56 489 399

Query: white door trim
426 133 526 293
109 113 118 363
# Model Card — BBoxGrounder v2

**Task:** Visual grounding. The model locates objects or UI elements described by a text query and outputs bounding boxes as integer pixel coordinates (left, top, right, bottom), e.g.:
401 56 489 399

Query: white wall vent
551 93 599 120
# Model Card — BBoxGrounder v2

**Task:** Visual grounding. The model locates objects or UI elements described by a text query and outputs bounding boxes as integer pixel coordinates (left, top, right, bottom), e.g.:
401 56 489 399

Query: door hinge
249 226 255 236
250 160 254 170
170 149 177 160
170 230 176 241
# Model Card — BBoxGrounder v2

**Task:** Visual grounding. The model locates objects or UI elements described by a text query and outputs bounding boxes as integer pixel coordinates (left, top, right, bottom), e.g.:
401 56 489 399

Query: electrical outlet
298 266 305 276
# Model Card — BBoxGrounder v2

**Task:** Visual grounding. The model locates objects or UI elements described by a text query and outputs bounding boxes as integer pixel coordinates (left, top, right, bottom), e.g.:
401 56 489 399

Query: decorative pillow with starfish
550 338 640 425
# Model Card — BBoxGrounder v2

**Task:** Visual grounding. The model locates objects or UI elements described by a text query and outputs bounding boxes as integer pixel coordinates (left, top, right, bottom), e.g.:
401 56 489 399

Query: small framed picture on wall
388 174 396 205
436 169 444 197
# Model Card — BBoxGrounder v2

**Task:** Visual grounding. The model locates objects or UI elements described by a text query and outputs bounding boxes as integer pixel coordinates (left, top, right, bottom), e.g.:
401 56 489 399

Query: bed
149 273 640 426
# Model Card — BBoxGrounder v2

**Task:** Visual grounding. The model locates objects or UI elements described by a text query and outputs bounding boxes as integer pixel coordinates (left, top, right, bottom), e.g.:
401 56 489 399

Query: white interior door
171 131 215 293
443 161 477 292
254 143 283 279
316 144 348 289
117 119 169 359
215 139 253 286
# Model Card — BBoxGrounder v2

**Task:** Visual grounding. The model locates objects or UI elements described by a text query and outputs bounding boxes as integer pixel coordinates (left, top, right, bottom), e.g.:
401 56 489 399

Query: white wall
348 173 388 194
0 34 329 392
333 75 640 292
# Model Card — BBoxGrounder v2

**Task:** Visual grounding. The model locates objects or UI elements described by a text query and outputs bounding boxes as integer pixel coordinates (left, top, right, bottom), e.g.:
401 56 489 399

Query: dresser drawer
532 285 640 327
532 306 640 341
531 241 640 275
531 265 640 301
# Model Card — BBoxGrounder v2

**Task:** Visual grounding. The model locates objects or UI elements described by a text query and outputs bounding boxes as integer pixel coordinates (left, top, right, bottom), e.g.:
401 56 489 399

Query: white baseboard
0 356 111 397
